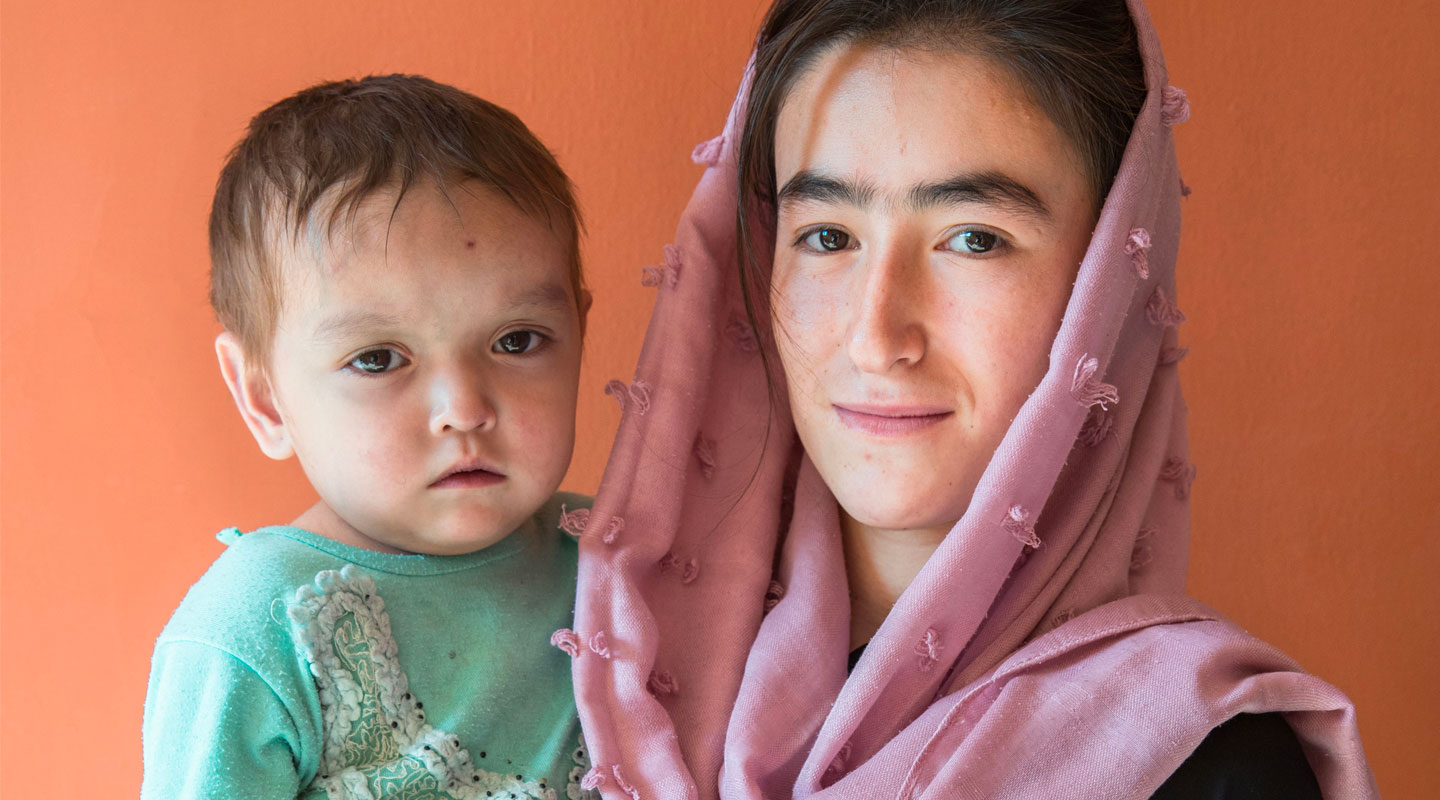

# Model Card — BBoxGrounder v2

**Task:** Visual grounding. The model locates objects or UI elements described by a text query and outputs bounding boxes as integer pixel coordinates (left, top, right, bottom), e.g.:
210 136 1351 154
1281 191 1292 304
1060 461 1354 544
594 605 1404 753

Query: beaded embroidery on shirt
566 734 601 800
288 565 565 800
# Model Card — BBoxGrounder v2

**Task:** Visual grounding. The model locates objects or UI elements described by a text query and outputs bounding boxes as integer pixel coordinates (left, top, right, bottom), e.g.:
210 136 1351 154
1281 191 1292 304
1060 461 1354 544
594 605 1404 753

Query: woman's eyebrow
777 171 878 209
907 172 1050 219
778 169 1049 220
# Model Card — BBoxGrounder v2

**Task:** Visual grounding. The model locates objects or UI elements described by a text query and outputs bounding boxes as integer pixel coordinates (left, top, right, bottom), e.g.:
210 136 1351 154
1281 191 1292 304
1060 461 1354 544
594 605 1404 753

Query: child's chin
399 533 496 557
412 520 515 555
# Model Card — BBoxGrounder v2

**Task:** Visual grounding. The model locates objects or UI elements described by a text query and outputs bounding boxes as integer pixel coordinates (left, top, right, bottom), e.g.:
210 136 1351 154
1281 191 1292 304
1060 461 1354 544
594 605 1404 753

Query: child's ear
578 289 594 337
215 332 293 460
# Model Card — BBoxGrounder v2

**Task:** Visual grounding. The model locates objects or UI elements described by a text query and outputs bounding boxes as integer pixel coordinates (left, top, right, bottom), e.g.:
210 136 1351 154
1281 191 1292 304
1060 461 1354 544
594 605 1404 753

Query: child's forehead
314 182 447 255
305 179 548 264
274 178 569 301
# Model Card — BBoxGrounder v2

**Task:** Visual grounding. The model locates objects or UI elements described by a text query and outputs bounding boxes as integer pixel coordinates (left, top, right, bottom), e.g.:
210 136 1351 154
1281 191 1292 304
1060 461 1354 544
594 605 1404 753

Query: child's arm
141 639 309 799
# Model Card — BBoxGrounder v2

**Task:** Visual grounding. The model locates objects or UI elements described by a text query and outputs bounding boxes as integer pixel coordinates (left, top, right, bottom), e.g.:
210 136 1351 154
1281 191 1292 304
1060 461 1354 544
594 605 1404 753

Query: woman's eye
348 348 408 374
947 229 1004 254
801 227 852 252
494 330 547 355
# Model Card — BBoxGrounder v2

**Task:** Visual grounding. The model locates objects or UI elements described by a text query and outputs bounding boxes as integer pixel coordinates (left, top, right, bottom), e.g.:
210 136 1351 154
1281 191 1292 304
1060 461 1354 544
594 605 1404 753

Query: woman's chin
834 489 970 538
814 459 975 537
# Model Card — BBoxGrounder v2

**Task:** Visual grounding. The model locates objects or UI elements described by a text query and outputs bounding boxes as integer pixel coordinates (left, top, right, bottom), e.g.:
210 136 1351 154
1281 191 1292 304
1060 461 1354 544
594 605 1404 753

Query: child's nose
428 366 497 435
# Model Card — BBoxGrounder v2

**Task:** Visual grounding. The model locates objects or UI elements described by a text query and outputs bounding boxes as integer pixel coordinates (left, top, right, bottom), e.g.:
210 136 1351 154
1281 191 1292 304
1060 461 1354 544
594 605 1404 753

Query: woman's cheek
773 263 848 352
993 287 1069 419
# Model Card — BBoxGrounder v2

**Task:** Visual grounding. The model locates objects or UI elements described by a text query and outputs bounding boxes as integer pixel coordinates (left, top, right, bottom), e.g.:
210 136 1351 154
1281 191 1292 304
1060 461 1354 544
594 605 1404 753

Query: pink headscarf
567 1 1377 797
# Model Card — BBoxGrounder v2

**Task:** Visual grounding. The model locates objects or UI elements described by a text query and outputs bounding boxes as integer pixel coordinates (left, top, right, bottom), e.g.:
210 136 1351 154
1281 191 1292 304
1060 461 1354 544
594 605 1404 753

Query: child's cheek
328 391 421 490
507 378 579 471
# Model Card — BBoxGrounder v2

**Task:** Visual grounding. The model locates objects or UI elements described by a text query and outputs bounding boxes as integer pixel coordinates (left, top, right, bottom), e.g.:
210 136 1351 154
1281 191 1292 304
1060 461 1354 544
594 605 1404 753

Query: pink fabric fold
572 1 1377 797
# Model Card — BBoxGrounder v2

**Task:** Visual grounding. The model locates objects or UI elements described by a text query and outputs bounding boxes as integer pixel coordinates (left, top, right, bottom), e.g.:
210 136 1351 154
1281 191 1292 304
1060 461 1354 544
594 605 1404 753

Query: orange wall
2 0 1435 796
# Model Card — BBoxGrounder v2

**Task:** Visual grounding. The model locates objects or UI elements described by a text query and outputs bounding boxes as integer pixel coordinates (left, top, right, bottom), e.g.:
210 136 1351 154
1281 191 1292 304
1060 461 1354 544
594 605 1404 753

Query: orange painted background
2 0 1435 796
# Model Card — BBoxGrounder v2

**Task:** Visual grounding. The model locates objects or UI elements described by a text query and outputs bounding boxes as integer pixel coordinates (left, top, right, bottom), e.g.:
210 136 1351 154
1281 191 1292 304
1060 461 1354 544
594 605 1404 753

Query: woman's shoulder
1152 712 1321 799
992 598 1341 798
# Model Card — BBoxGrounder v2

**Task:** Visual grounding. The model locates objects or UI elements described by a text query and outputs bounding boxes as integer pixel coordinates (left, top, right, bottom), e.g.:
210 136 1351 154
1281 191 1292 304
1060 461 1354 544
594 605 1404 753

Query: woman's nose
846 245 926 373
428 364 497 435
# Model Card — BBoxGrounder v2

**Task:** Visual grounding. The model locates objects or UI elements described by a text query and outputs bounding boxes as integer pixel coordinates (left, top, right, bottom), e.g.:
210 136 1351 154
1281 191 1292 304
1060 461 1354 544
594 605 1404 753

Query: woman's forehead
773 43 1083 203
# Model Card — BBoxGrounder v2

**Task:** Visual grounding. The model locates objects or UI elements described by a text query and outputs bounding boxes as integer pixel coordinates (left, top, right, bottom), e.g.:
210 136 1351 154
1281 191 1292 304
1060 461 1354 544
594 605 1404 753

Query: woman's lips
833 403 954 435
429 467 506 489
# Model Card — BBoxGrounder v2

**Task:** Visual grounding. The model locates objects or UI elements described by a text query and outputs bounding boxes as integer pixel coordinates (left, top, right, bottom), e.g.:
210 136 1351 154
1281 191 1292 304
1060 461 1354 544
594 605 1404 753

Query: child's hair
209 74 583 362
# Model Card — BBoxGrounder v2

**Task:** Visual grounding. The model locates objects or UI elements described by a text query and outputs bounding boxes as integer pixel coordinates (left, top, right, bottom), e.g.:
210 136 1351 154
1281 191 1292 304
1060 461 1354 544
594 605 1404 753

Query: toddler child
142 74 598 800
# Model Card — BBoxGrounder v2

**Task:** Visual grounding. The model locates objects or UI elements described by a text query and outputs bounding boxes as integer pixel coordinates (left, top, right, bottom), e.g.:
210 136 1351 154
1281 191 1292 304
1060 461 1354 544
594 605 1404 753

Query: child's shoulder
156 526 345 662
145 528 347 791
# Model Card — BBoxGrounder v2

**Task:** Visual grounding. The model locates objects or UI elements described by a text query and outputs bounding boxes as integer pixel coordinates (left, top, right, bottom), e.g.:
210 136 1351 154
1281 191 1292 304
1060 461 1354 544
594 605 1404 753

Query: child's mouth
430 467 506 489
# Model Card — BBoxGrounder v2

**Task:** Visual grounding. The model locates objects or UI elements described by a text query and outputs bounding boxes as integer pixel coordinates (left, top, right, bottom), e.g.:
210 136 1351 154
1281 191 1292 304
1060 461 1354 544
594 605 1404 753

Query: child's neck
291 502 410 555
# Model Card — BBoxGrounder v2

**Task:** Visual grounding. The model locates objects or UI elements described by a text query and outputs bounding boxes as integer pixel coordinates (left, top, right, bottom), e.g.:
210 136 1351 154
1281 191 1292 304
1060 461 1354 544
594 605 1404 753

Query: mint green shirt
142 493 597 800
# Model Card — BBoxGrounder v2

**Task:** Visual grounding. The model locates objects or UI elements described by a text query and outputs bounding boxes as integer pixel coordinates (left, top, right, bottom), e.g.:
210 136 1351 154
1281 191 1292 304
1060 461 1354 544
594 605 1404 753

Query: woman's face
771 44 1096 536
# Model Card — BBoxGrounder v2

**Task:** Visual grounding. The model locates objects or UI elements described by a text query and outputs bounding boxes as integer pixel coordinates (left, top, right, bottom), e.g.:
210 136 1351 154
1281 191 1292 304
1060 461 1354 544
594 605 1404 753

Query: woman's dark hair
737 0 1147 325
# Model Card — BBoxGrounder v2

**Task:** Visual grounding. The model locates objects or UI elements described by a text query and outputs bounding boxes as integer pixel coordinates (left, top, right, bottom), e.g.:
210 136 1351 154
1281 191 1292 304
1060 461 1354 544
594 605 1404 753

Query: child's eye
942 228 1007 255
347 348 409 374
493 330 548 355
798 227 853 253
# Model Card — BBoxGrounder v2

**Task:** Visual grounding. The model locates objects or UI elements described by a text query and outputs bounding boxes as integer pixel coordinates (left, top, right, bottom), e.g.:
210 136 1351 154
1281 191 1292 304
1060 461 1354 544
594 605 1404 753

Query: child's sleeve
141 639 308 800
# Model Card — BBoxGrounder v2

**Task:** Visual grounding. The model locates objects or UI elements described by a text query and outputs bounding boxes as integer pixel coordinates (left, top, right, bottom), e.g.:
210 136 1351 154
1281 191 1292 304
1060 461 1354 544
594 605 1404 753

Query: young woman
565 1 1376 796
